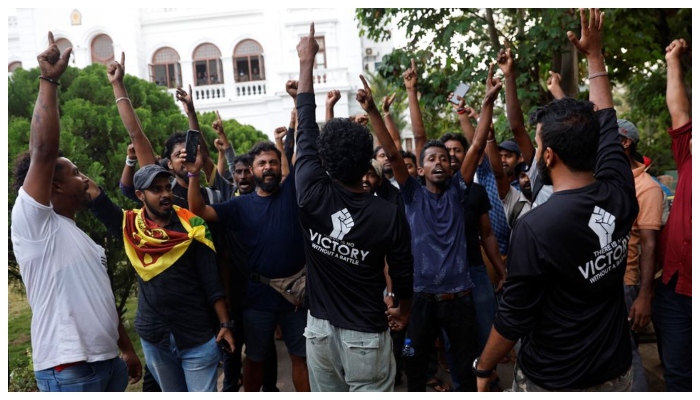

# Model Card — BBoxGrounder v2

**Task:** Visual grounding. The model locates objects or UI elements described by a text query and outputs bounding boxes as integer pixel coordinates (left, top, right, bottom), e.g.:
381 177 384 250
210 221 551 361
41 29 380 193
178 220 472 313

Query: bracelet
115 96 131 104
386 292 395 298
456 108 467 115
486 139 495 143
588 71 608 80
125 157 137 167
39 76 60 86
187 171 201 178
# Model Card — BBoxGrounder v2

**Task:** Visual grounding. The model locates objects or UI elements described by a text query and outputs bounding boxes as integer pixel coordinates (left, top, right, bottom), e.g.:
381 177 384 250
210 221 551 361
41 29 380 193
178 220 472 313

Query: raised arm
108 52 157 166
664 39 690 129
547 71 567 100
497 43 535 165
182 147 220 222
382 93 403 150
325 89 341 121
120 143 137 188
461 64 503 184
176 85 215 180
404 59 426 158
212 111 235 178
448 92 477 143
358 75 409 186
568 8 613 110
485 126 512 199
24 32 72 205
274 126 290 182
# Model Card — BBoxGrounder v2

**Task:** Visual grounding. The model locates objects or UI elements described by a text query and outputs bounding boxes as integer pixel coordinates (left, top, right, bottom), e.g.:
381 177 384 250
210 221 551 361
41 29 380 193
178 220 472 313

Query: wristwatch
220 321 235 330
472 357 492 378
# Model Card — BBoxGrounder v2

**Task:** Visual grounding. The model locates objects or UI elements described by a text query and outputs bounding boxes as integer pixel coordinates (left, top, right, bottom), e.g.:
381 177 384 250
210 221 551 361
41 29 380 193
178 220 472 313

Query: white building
8 8 408 143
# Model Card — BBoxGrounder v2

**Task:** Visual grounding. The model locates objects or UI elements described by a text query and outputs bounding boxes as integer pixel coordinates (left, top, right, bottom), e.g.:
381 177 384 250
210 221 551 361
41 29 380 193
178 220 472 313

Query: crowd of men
11 9 691 392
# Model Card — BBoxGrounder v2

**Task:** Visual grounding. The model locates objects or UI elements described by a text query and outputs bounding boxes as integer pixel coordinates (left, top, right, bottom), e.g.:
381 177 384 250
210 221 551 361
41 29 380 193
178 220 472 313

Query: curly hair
529 97 599 173
418 140 448 167
318 118 374 185
439 132 469 152
163 132 186 160
248 141 281 162
12 149 64 193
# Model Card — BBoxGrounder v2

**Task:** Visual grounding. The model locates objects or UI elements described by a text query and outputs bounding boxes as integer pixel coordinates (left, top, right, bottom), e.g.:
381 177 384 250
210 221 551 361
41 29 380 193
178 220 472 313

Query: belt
418 289 472 301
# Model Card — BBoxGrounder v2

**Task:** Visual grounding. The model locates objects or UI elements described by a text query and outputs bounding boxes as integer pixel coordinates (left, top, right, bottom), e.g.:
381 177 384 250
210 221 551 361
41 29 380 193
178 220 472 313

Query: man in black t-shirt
474 9 638 392
294 24 413 392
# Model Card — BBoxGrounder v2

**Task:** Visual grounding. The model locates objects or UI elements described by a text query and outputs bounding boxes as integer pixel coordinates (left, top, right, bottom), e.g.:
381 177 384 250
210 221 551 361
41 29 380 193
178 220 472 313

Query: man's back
495 108 637 389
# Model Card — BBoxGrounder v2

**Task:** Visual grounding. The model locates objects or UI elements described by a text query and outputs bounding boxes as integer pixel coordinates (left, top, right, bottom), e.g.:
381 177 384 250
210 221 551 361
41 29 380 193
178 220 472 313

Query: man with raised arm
11 32 142 392
652 38 692 392
293 23 413 392
474 9 638 391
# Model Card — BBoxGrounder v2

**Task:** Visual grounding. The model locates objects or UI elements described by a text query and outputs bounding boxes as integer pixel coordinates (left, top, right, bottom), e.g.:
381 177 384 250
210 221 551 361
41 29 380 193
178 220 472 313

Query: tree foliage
356 8 691 174
8 63 267 317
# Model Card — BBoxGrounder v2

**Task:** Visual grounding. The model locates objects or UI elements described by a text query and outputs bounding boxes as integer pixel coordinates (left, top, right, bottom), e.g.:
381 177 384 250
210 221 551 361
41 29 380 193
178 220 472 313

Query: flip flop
427 377 451 392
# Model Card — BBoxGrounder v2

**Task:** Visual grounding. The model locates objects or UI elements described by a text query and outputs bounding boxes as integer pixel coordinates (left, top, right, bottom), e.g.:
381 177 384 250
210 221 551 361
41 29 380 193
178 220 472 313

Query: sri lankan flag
123 205 216 281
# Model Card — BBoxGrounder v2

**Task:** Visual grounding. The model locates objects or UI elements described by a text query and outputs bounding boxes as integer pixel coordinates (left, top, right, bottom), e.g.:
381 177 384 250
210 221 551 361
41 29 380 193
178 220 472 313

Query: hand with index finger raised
37 31 72 80
296 22 319 63
107 52 126 85
356 74 377 112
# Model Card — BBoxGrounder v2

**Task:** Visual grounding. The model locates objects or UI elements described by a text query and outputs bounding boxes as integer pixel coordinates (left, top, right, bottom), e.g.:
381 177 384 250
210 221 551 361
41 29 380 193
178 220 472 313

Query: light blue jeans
141 334 219 392
470 264 497 354
304 313 395 391
34 356 127 392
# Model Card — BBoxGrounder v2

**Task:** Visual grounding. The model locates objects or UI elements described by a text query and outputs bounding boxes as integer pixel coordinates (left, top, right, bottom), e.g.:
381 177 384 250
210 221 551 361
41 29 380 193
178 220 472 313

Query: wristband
386 292 395 298
125 157 137 167
486 139 495 143
39 76 60 86
456 108 467 115
187 171 201 178
116 96 131 104
220 321 235 330
588 71 608 80
472 357 493 378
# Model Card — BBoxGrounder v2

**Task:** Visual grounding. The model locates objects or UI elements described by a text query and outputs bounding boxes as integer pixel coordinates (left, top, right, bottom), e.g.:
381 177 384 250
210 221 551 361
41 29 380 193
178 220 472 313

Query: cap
133 164 172 190
617 119 640 144
369 159 382 177
514 161 530 175
498 140 521 156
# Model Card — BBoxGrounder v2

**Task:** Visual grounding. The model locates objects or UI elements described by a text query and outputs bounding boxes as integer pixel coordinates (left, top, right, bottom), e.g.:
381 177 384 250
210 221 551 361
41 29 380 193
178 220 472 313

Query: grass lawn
7 284 144 392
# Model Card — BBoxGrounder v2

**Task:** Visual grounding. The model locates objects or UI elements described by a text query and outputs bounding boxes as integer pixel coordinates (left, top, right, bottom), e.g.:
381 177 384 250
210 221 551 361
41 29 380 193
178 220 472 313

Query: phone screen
450 82 471 104
185 130 200 163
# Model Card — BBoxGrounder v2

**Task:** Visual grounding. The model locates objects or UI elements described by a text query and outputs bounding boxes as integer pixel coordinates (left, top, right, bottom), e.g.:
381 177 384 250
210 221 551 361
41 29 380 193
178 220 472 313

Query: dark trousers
404 293 477 392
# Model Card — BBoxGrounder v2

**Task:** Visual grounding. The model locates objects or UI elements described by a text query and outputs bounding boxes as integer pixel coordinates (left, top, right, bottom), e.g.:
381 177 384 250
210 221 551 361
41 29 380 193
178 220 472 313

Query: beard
253 170 282 193
537 154 552 186
143 196 173 221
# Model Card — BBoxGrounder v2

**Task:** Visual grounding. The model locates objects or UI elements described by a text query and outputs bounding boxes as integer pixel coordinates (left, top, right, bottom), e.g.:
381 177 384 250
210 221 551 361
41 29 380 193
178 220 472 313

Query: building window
91 34 114 65
193 43 223 86
233 39 265 83
314 36 326 69
56 38 73 55
151 47 182 88
9 61 22 73
404 138 414 153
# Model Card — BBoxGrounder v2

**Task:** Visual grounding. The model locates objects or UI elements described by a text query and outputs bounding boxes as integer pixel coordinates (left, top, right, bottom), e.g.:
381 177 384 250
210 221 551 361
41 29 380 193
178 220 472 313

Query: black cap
498 140 521 156
133 164 172 190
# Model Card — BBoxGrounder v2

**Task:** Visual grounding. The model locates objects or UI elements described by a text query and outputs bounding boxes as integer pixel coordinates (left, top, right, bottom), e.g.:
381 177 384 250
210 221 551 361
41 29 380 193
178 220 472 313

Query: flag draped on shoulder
122 205 215 281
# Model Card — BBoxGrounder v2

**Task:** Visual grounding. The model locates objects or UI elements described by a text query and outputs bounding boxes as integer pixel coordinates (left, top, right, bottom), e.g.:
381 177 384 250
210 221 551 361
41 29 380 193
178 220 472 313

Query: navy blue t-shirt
212 171 305 311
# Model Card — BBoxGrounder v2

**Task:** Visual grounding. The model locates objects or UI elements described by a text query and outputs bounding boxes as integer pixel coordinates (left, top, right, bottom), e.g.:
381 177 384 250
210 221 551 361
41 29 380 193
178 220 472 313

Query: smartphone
218 340 231 352
184 129 200 163
450 82 471 104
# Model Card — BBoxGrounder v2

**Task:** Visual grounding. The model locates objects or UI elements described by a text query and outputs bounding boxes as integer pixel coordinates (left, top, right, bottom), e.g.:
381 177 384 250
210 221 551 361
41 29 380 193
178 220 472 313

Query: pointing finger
120 51 125 68
216 110 221 120
48 31 55 45
359 74 370 91
410 58 416 71
310 22 315 38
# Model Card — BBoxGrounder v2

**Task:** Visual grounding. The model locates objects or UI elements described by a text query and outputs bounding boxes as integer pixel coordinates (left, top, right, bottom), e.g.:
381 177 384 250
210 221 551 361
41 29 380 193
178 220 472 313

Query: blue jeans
652 275 692 391
34 357 127 392
141 334 219 392
404 293 477 391
470 264 497 354
304 313 395 391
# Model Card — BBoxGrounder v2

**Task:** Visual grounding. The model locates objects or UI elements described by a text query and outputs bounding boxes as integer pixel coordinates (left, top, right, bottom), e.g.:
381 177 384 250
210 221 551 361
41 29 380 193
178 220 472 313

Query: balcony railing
235 81 267 97
193 84 226 101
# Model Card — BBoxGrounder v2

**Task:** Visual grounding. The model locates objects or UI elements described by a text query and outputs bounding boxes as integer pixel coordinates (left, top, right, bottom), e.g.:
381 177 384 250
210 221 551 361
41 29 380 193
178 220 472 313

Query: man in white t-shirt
10 32 141 392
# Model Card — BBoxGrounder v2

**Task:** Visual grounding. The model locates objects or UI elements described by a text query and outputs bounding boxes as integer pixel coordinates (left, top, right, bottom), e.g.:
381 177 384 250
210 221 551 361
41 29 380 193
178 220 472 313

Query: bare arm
213 298 236 354
325 89 341 121
478 212 506 292
568 8 613 110
476 327 517 391
404 59 427 158
497 44 535 165
664 39 690 129
358 75 409 186
629 229 657 331
182 147 220 222
24 32 71 205
274 126 290 182
461 64 503 184
120 144 137 188
117 321 142 384
176 85 215 180
547 71 567 100
382 93 403 150
108 52 157 166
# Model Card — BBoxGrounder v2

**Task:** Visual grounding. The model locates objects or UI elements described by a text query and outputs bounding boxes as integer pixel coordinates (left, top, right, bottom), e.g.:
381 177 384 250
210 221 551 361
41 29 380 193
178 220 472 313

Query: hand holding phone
218 340 231 353
184 129 200 163
450 82 471 105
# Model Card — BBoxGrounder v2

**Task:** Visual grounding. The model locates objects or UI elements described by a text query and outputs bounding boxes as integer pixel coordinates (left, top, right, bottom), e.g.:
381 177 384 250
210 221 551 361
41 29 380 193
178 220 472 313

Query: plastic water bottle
401 338 415 358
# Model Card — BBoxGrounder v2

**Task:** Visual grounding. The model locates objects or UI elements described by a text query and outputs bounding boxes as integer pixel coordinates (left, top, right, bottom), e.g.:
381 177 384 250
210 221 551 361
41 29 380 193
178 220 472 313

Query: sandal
427 377 451 392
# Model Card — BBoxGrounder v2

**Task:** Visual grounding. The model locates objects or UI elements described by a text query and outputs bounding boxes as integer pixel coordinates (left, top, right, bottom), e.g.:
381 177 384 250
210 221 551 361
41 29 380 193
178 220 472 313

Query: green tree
8 64 267 316
356 8 691 172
